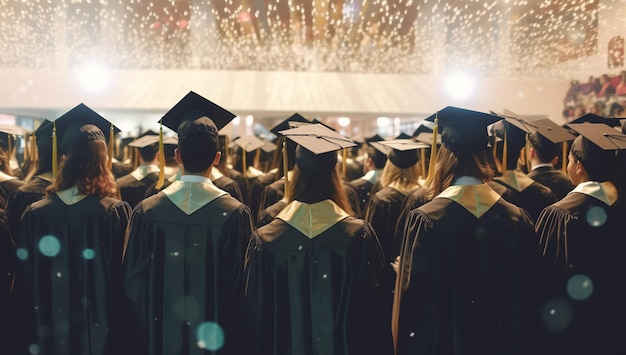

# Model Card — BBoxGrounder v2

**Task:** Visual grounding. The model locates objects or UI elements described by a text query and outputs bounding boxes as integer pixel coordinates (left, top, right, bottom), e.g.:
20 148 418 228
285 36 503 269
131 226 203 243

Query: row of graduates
0 90 625 354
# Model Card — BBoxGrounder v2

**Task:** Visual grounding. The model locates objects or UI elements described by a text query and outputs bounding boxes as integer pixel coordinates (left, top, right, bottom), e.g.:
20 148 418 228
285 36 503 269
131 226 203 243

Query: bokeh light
16 248 29 260
541 298 573 332
567 274 594 301
586 206 607 227
38 235 60 257
444 72 475 101
82 248 96 260
196 322 225 351
77 62 112 93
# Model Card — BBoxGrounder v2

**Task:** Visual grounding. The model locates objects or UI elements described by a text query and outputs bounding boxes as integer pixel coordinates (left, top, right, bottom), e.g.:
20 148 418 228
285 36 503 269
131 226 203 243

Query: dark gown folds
533 182 626 355
527 165 575 200
122 185 254 355
393 184 538 355
13 194 131 355
493 170 557 221
244 200 393 355
116 167 160 208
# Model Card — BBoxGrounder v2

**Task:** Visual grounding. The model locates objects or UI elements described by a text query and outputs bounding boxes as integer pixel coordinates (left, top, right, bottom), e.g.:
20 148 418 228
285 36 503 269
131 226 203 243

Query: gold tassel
562 141 568 173
52 121 57 179
155 121 166 189
282 140 289 194
107 124 114 169
342 148 347 176
427 112 439 181
23 134 28 163
30 131 37 163
421 148 426 179
242 147 247 177
502 125 508 173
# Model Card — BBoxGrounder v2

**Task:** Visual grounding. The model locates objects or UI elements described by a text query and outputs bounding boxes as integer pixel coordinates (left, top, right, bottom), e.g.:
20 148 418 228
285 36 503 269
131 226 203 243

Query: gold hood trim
0 170 16 183
245 166 264 179
130 164 160 181
162 180 227 215
276 200 350 239
56 186 87 205
495 170 535 192
436 184 501 218
570 181 618 206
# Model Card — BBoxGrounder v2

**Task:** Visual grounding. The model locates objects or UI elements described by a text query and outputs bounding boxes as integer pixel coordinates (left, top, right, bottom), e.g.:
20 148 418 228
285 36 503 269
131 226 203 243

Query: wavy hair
379 160 422 191
47 139 119 198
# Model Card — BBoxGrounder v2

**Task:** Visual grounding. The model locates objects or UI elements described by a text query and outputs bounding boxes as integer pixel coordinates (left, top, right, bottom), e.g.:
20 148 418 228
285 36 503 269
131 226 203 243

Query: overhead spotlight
377 117 391 128
444 71 475 101
77 62 111 94
337 117 351 127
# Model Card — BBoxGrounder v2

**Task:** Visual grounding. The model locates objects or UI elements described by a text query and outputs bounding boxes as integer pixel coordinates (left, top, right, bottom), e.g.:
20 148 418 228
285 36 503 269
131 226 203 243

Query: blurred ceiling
0 0 603 76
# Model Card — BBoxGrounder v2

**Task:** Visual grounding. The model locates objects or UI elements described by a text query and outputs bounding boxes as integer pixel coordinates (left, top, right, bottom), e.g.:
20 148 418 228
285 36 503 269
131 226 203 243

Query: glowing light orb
541 299 573 332
337 117 351 127
77 62 112 93
567 274 594 301
38 235 61 257
82 249 95 260
16 248 29 260
586 206 607 227
196 322 225 351
444 72 475 101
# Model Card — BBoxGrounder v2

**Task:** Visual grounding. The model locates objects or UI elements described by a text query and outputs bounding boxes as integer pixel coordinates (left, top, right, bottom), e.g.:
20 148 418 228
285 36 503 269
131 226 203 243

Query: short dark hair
178 134 218 173
137 144 159 163
365 145 387 169
528 133 558 163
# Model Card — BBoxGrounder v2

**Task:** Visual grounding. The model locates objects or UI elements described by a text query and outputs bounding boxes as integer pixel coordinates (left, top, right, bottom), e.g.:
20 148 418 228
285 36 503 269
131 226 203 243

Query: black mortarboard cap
369 141 391 156
531 119 577 144
379 139 428 169
414 132 441 146
137 129 159 139
412 120 434 136
568 123 626 180
0 124 29 151
160 91 236 133
233 135 265 152
260 140 277 153
365 134 385 144
312 118 336 132
566 113 622 128
269 113 310 135
54 103 120 154
426 107 501 153
490 118 529 153
394 132 413 140
35 120 54 149
128 135 161 149
279 123 356 155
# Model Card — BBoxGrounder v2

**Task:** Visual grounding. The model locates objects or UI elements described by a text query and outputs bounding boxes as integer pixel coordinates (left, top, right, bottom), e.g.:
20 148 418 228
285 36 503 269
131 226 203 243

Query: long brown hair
285 165 355 216
0 147 11 175
47 139 119 198
425 146 495 200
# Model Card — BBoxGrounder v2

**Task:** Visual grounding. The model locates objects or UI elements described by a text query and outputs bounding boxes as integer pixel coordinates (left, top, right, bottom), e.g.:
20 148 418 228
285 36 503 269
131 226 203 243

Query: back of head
177 117 219 174
528 132 558 163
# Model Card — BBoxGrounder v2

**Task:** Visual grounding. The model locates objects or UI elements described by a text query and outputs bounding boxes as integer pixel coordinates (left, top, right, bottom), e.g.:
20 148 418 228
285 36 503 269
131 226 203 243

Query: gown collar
435 183 501 218
494 170 535 192
130 164 160 181
56 185 87 205
360 169 381 184
276 200 350 239
162 175 227 215
570 181 618 206
0 170 16 183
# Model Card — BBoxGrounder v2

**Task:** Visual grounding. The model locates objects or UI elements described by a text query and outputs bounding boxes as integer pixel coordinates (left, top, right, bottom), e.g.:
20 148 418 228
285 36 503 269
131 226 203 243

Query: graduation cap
269 113 310 135
394 132 413 140
53 103 120 177
424 107 500 179
260 140 277 154
312 118 336 132
160 91 236 133
233 135 265 152
379 139 428 169
565 113 622 128
279 123 356 188
526 118 578 172
157 92 235 188
412 119 435 137
413 132 441 177
568 123 626 181
35 119 54 150
365 134 385 144
0 124 29 151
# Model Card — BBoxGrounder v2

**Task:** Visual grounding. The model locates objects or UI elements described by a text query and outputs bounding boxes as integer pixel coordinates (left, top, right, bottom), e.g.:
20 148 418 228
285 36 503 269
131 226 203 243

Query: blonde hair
379 160 421 191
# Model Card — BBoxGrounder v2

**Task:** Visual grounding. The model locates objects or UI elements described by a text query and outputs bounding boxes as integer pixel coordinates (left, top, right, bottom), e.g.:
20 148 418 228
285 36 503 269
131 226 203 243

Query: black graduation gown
393 184 538 355
6 176 52 239
116 172 160 209
257 200 287 227
248 171 278 222
13 194 131 355
111 161 132 179
244 200 393 355
213 175 243 202
365 186 421 263
0 177 24 209
527 166 575 200
0 209 18 353
349 178 375 218
122 183 254 355
224 168 248 205
493 170 557 222
533 182 626 355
